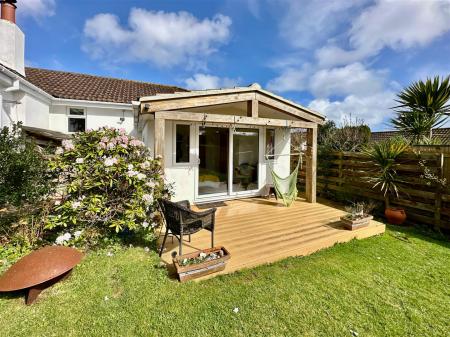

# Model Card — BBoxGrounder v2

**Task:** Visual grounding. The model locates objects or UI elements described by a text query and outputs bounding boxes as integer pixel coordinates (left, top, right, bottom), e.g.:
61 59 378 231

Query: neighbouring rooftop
371 128 450 144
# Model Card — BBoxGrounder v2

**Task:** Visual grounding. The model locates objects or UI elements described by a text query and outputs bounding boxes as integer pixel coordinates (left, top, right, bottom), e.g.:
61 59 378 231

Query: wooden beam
154 110 316 129
154 117 165 165
255 93 324 124
143 92 256 113
305 126 317 203
247 99 258 118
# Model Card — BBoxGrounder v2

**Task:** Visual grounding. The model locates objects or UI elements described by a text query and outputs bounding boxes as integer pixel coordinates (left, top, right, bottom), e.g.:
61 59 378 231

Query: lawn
0 226 449 337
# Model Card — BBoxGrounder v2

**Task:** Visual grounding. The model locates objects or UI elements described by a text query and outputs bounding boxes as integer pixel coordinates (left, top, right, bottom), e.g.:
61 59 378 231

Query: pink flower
119 128 126 135
130 139 144 147
104 157 118 167
55 147 64 155
101 136 109 143
107 142 116 150
98 142 107 149
121 135 129 144
62 139 74 151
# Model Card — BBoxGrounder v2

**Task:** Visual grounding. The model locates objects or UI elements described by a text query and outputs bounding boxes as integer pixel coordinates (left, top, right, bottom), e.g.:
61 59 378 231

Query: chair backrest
159 199 203 235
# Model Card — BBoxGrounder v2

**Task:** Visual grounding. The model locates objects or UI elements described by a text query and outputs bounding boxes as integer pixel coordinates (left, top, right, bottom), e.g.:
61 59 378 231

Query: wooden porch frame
153 110 318 203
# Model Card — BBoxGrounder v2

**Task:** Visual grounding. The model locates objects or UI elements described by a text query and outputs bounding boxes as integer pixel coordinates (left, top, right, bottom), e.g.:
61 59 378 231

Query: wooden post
247 100 258 118
434 153 444 230
338 152 343 187
154 117 165 166
305 126 317 203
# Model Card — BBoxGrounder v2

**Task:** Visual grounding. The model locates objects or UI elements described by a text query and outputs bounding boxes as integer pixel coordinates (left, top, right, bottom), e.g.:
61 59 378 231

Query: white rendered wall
21 94 50 129
0 20 25 76
49 105 135 134
142 118 291 203
164 120 197 202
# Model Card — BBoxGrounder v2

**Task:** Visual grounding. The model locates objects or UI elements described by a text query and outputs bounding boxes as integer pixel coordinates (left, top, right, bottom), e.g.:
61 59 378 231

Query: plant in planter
172 246 230 282
340 201 376 230
362 137 410 225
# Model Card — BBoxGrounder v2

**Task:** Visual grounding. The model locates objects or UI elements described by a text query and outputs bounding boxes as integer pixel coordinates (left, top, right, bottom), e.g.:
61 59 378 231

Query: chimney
1 0 17 24
0 0 24 76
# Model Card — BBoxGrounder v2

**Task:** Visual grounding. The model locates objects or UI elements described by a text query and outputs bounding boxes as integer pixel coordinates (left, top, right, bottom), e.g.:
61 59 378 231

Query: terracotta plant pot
385 207 407 225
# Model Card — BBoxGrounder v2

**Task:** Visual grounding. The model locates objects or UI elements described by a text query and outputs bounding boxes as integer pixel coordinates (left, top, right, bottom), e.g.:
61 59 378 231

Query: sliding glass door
197 125 260 199
232 128 259 192
198 126 229 196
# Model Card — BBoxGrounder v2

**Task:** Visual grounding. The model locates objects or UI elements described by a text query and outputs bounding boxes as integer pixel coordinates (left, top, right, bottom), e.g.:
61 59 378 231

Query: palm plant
361 137 410 208
391 76 450 143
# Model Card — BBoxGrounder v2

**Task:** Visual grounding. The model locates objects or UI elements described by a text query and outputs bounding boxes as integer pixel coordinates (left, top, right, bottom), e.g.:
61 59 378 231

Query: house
0 0 324 203
371 128 450 144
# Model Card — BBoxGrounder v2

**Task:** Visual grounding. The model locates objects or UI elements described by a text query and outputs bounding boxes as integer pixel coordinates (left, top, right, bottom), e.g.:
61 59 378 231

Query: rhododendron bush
45 127 170 244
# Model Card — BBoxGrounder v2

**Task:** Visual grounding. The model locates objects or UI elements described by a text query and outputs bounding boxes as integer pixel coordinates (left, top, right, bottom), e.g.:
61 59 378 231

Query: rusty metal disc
0 246 83 292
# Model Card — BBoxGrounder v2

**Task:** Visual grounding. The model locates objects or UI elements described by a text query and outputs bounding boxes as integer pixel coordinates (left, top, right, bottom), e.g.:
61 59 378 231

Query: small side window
68 108 86 132
175 124 190 163
266 128 275 159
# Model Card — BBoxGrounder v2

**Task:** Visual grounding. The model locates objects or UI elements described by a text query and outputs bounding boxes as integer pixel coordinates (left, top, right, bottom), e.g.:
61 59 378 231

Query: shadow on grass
385 223 450 248
0 289 25 302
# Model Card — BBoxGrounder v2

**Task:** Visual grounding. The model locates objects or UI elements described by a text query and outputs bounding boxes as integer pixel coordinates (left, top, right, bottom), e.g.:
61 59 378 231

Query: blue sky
17 0 450 131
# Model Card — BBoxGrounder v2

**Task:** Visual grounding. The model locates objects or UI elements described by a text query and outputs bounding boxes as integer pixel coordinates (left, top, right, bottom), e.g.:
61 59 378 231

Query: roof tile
24 67 187 104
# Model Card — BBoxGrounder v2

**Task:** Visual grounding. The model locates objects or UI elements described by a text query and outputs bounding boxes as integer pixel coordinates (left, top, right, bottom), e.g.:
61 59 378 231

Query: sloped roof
24 67 186 104
371 128 450 144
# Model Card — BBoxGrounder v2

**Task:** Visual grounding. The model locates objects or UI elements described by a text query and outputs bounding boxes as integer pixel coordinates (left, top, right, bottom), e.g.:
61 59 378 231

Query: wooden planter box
173 246 231 282
340 215 373 231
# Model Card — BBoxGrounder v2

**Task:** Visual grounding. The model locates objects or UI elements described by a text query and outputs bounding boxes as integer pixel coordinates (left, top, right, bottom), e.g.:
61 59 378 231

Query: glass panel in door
232 128 259 192
198 126 229 196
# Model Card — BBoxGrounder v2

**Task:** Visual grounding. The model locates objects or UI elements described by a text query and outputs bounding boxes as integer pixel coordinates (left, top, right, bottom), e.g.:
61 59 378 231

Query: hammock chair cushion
270 160 300 207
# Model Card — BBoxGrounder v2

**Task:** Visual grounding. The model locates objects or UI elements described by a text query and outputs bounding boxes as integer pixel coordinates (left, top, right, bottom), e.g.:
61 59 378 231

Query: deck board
159 197 385 279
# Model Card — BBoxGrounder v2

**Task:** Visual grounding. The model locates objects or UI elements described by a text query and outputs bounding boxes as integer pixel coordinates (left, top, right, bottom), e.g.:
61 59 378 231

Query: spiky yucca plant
391 76 450 143
362 137 410 208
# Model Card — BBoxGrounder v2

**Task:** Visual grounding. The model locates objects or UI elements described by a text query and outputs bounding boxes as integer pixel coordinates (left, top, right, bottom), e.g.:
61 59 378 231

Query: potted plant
362 137 410 225
340 202 375 230
172 246 230 282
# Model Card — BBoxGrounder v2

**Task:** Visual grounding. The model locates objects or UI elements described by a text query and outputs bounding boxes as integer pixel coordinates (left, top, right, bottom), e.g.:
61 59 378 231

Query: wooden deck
159 197 385 279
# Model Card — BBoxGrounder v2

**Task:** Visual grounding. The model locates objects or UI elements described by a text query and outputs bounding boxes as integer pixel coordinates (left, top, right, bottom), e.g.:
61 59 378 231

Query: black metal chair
158 199 216 256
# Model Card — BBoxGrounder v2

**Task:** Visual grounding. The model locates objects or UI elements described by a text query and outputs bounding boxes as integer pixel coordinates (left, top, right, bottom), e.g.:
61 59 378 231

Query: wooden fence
296 151 450 230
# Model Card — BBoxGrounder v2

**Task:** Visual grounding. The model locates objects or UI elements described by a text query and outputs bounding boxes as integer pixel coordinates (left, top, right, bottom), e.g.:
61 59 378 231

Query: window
175 124 190 163
68 108 86 132
265 128 275 159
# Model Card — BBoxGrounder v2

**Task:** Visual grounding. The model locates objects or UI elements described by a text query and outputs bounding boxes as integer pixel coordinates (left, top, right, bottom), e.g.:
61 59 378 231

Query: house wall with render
142 118 291 203
49 105 135 135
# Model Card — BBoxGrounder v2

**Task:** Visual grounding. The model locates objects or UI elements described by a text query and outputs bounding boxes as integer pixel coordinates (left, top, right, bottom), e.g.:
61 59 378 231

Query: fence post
338 152 343 187
434 153 444 230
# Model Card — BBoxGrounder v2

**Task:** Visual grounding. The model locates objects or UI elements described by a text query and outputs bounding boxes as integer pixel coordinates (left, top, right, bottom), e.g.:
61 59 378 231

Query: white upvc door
194 123 263 202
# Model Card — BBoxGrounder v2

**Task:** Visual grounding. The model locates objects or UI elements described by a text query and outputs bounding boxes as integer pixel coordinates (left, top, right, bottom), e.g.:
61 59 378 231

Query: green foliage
44 127 170 245
0 123 53 206
362 137 410 204
392 76 450 143
318 116 371 152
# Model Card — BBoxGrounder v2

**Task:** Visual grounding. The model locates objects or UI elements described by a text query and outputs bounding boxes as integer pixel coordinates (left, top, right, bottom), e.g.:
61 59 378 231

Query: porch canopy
139 84 325 203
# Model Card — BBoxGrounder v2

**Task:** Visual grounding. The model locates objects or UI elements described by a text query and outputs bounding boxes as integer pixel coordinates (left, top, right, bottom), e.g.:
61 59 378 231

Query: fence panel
296 150 450 230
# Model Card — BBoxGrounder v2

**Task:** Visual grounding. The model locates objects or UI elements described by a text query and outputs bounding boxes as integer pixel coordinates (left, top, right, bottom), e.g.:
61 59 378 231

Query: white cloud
317 0 450 67
266 63 311 92
309 91 396 128
83 8 232 68
184 73 240 90
278 0 368 49
18 0 55 19
309 63 386 98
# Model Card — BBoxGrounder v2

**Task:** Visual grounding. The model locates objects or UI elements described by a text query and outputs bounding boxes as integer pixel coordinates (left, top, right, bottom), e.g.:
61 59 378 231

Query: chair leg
179 233 183 256
159 228 169 257
211 229 214 248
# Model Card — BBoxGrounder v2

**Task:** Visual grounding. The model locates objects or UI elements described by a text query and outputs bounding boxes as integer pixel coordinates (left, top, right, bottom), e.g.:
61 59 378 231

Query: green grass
0 226 449 337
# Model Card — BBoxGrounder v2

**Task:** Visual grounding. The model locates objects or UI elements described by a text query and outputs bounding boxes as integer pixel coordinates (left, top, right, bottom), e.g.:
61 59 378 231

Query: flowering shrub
45 127 170 245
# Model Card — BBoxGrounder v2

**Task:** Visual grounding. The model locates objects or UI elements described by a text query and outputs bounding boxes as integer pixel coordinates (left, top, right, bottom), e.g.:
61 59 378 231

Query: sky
16 0 450 131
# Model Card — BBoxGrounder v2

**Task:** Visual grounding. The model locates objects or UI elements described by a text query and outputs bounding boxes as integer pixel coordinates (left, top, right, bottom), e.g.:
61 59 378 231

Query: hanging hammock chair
266 152 302 207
